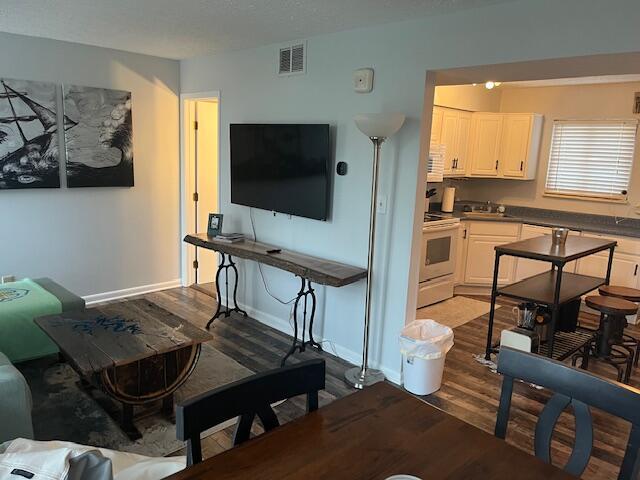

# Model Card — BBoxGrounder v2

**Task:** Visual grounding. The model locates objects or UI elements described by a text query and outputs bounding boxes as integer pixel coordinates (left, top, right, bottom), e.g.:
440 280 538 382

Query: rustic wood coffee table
36 299 212 439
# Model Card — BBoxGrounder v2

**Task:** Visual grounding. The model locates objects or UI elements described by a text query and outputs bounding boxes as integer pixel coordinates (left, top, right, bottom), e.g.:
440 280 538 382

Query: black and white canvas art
0 78 64 189
63 85 133 187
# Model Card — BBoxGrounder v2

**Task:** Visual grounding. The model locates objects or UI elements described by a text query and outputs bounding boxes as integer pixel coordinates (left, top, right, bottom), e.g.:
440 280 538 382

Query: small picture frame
207 213 223 237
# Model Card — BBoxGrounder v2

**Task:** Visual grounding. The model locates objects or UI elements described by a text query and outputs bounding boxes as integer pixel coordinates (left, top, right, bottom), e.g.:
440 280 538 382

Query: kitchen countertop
431 202 640 239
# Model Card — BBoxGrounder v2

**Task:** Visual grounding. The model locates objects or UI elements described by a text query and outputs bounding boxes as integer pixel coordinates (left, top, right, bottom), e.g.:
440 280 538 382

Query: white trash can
400 319 454 395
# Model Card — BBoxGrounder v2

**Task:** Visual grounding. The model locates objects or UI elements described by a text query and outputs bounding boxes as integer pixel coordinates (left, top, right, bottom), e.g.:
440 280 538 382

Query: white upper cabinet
468 113 503 177
499 114 543 179
428 107 543 181
434 107 472 176
430 107 444 145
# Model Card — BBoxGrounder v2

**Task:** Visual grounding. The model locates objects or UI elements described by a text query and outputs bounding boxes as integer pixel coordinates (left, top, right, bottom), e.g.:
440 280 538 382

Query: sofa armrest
0 353 34 442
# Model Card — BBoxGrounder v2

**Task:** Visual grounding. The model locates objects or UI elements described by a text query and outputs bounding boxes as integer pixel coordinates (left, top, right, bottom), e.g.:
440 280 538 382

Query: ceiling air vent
278 42 306 76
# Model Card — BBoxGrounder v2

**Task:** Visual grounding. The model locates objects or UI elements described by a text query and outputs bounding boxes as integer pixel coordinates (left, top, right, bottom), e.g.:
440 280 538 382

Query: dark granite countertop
431 202 640 239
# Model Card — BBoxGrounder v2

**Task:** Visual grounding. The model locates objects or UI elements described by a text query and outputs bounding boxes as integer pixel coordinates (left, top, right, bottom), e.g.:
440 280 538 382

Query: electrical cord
249 208 340 358
249 208 297 305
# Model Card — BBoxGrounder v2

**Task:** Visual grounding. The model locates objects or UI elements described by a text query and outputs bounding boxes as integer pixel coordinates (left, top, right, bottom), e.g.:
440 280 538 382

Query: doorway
181 92 220 295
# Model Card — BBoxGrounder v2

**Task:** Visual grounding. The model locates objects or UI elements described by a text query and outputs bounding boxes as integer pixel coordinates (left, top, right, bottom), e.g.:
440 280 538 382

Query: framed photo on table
207 213 223 237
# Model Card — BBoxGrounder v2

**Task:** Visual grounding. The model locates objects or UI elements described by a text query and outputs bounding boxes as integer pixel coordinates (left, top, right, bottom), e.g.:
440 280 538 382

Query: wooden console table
184 233 367 365
485 235 616 360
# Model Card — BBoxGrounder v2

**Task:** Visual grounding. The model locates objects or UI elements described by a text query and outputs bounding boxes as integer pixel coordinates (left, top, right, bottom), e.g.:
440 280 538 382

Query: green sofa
0 278 85 363
0 278 84 442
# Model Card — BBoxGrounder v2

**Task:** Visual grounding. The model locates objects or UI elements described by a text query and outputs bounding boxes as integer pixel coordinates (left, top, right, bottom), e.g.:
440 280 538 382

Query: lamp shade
354 112 405 139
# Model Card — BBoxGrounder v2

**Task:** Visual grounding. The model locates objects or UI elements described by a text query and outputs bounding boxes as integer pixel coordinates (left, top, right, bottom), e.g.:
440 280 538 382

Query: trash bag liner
400 319 454 360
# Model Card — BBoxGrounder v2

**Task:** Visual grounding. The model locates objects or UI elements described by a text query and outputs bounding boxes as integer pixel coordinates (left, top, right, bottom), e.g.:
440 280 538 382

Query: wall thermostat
353 68 374 93
337 162 348 176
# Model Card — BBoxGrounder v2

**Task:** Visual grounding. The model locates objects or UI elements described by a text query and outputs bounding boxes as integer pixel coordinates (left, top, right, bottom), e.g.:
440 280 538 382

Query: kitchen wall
434 85 502 112
181 0 640 381
0 32 181 300
458 81 640 217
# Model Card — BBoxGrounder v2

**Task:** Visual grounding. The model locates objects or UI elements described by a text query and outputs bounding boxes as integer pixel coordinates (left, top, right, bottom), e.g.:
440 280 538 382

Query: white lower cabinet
462 222 520 285
576 233 640 290
458 222 640 291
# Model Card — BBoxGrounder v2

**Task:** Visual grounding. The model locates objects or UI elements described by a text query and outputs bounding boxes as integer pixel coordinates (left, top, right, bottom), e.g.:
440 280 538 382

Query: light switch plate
353 68 374 93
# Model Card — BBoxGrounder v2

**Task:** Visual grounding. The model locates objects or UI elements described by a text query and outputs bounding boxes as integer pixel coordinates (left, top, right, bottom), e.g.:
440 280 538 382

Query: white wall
180 0 640 380
458 81 640 217
0 33 181 299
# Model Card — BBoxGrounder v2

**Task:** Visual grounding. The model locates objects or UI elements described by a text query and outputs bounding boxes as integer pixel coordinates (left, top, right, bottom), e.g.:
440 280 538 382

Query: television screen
230 124 331 221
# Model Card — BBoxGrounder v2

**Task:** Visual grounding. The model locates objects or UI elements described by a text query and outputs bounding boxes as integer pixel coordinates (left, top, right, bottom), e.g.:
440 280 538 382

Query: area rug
18 311 252 457
416 296 501 329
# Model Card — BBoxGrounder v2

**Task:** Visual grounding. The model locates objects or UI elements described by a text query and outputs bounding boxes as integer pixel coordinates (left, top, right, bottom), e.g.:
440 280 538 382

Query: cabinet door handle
495 160 499 170
520 161 524 171
463 228 467 239
455 158 458 169
635 264 638 276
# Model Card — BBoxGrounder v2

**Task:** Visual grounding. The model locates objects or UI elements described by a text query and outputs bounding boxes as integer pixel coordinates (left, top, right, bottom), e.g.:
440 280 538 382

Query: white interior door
195 100 219 285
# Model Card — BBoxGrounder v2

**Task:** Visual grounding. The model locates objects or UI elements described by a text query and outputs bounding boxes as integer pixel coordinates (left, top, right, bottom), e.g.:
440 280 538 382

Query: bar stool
583 295 637 383
599 285 640 367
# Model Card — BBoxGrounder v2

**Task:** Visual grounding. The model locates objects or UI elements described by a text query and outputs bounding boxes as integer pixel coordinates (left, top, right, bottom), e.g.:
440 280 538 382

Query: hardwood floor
126 287 637 479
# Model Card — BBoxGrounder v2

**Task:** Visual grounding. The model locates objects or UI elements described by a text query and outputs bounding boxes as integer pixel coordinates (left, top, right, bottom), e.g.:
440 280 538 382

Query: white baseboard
235 301 402 385
83 279 182 306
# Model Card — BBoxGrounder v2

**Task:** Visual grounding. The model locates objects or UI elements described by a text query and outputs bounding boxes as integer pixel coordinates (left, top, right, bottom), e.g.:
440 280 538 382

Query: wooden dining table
165 382 575 479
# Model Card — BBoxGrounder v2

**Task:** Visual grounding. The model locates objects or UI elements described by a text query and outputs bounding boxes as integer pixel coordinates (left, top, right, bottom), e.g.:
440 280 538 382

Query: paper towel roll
441 187 456 213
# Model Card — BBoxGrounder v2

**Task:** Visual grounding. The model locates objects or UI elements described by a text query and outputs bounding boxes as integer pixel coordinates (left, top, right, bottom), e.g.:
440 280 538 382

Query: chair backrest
495 347 640 479
176 359 326 466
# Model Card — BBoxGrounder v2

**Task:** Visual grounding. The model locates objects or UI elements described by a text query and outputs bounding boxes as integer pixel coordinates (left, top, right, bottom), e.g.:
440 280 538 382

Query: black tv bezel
229 123 331 221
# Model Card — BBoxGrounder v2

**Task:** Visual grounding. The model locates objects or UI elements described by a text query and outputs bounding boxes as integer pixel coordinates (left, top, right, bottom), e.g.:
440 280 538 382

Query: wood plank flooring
120 287 638 479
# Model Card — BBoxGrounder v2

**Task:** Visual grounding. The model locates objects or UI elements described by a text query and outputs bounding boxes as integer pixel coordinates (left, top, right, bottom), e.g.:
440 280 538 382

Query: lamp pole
345 136 386 389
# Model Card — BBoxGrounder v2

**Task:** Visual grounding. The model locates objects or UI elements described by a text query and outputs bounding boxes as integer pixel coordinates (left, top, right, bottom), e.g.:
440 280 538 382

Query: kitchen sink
462 212 510 218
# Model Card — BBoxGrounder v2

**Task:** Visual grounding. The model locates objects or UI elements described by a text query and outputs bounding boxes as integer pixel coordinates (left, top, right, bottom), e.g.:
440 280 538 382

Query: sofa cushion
0 354 34 442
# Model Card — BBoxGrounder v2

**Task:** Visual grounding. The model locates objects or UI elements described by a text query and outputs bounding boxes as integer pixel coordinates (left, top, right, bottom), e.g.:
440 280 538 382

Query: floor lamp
345 112 405 389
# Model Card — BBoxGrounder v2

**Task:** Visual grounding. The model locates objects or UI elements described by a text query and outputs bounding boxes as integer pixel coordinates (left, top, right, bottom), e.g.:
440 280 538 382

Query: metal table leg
485 252 502 360
281 277 322 366
206 253 248 329
547 263 564 358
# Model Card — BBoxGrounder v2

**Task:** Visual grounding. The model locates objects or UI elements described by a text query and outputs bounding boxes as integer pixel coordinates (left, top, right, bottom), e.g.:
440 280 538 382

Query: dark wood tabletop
184 233 367 287
35 300 212 377
496 235 616 263
165 382 575 480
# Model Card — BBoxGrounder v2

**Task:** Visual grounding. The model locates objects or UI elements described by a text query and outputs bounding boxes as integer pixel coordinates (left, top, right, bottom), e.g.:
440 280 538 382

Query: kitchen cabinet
515 224 578 281
468 113 503 177
454 223 468 285
500 114 543 179
435 107 472 176
463 222 520 285
430 107 444 145
576 233 640 290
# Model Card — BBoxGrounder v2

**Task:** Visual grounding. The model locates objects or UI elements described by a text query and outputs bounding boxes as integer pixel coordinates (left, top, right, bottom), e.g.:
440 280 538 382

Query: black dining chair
495 347 640 479
176 358 326 466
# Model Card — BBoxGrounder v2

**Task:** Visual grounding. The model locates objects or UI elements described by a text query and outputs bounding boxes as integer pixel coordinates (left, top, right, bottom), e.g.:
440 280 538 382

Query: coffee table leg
162 395 175 420
120 404 142 440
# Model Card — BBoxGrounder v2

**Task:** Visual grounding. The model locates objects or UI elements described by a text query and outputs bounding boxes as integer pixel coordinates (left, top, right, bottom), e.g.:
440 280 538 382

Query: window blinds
545 120 637 200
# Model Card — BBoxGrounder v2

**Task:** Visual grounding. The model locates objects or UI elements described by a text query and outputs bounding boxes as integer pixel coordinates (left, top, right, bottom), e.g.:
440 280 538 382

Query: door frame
179 90 221 287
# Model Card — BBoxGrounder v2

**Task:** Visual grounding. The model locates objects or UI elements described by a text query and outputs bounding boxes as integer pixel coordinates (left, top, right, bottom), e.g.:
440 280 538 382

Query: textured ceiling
0 0 515 59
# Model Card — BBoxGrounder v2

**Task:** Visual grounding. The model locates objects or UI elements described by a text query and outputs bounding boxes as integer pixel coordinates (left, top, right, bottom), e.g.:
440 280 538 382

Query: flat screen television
230 124 331 221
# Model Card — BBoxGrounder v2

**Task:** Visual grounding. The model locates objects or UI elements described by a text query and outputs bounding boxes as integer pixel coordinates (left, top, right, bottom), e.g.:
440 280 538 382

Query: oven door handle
422 224 460 234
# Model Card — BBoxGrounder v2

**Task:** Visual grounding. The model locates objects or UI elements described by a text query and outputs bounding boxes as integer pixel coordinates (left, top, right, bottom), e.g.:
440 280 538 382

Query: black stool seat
599 285 640 303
